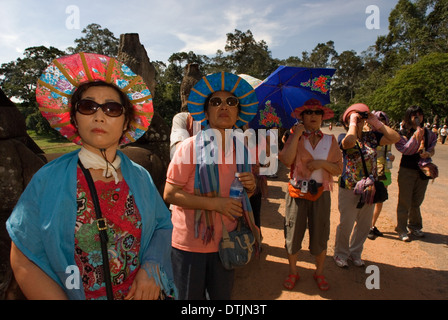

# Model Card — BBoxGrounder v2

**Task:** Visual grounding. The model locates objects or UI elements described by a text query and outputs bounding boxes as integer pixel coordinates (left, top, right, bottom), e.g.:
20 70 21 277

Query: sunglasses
76 99 124 117
208 96 239 108
301 109 324 116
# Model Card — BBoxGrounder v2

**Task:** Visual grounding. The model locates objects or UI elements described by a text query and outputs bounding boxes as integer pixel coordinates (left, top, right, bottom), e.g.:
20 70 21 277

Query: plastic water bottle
386 151 393 169
229 173 244 200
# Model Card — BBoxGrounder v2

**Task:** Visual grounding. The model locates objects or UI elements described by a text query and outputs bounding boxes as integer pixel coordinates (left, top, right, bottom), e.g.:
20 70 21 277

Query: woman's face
410 111 424 128
301 109 323 131
74 86 127 152
205 91 239 130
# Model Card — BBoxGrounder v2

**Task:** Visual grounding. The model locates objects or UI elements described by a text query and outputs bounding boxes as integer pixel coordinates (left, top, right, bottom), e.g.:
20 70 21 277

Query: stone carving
117 33 171 192
117 33 157 96
0 88 44 299
180 63 203 112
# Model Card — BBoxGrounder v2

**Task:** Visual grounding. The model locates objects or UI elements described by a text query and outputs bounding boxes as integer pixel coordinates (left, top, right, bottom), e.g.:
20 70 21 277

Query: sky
0 0 398 66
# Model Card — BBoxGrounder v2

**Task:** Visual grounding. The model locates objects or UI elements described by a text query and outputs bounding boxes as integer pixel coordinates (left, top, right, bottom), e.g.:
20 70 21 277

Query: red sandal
313 273 329 291
283 273 300 290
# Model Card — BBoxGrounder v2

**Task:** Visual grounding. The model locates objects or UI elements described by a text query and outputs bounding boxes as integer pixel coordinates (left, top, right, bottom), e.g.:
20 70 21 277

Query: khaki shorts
284 191 331 256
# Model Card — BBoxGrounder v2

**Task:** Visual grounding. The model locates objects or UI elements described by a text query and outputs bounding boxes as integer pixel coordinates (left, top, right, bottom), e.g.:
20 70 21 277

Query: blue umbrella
249 66 336 129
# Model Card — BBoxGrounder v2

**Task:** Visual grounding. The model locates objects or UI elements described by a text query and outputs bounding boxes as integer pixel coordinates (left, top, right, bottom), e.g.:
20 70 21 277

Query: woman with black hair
7 53 176 300
395 106 437 242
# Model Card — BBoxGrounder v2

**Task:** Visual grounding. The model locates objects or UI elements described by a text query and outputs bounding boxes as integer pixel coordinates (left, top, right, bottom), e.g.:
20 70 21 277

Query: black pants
171 247 235 300
250 192 262 228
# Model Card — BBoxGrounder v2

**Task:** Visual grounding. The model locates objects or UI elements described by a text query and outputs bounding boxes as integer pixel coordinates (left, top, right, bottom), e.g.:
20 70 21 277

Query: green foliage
367 53 448 122
0 46 66 103
2 0 448 131
224 29 277 79
67 23 119 57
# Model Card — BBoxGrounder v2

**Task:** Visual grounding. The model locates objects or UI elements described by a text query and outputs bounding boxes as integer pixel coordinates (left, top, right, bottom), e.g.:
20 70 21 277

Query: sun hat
373 110 389 126
187 71 259 128
342 103 370 124
290 98 334 121
36 52 154 145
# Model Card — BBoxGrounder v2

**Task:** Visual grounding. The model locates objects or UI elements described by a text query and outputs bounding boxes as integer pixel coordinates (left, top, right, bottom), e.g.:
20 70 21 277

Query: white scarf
78 147 121 184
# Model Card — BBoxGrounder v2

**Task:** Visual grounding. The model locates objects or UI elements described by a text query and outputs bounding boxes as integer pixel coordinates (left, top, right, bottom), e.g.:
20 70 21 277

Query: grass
27 130 80 154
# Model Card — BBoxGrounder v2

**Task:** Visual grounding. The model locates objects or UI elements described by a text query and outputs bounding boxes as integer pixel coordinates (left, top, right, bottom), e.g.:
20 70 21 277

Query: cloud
172 2 285 56
0 0 397 65
177 33 226 55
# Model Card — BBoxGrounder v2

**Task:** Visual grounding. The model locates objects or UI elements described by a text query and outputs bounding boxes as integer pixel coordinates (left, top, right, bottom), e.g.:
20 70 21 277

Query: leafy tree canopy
367 52 448 122
67 23 119 57
2 0 448 130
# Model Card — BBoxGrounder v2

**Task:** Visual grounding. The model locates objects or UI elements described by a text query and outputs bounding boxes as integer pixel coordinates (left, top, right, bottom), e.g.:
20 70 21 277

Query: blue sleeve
337 133 346 150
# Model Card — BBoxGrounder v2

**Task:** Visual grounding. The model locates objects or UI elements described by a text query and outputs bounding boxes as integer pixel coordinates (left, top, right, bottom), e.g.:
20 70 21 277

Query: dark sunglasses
301 109 324 116
76 99 124 117
208 96 239 108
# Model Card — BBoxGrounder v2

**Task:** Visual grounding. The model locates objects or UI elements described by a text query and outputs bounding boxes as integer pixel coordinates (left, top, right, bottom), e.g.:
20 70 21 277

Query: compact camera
357 111 369 119
301 180 308 193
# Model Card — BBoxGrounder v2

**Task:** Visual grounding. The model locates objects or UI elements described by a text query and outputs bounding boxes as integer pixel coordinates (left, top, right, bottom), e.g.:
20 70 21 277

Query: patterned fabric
395 127 437 155
338 131 382 190
75 168 142 300
302 129 323 138
193 129 261 249
36 52 154 145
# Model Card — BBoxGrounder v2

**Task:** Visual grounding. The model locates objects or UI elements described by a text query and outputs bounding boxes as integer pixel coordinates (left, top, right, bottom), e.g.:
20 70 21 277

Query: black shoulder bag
78 160 114 300
356 143 388 206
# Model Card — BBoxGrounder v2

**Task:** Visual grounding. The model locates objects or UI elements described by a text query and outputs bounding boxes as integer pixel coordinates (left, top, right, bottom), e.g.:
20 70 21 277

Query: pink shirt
166 136 238 253
292 134 343 191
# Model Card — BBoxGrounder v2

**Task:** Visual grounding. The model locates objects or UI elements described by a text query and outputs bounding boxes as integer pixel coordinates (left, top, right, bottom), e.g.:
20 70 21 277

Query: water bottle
386 151 393 169
229 173 244 200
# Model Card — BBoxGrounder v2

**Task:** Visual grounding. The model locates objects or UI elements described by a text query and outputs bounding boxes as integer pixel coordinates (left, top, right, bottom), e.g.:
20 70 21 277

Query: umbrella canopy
238 74 262 89
250 66 336 129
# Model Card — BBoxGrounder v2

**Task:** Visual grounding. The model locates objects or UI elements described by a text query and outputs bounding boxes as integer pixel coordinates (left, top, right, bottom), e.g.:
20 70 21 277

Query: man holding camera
279 99 342 291
333 103 400 269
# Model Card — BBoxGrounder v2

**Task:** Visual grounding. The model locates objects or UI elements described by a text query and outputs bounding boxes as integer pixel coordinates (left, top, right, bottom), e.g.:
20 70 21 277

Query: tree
302 41 338 68
0 46 66 104
331 50 365 112
224 29 277 79
0 46 67 135
374 0 445 68
426 0 448 53
367 52 448 122
67 23 119 57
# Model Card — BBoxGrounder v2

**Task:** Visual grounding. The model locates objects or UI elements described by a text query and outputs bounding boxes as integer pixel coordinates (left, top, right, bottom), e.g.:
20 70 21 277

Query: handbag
78 160 114 300
288 180 324 201
419 162 438 180
219 217 255 270
354 143 388 207
418 129 438 180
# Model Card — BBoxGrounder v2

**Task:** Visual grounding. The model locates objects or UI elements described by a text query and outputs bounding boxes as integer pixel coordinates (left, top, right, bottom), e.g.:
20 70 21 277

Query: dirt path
232 126 448 300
